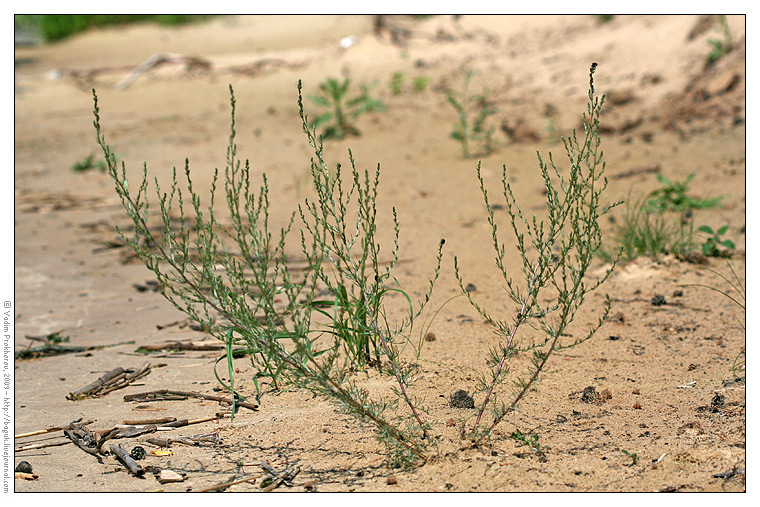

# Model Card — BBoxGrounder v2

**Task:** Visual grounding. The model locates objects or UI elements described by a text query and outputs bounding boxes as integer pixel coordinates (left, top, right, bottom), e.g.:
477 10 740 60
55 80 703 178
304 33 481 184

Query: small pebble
15 461 33 474
158 469 185 484
386 475 398 485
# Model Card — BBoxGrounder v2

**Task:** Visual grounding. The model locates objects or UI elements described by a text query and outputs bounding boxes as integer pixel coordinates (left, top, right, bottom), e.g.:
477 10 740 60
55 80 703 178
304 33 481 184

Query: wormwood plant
445 70 498 159
308 77 386 140
454 63 620 445
93 82 441 467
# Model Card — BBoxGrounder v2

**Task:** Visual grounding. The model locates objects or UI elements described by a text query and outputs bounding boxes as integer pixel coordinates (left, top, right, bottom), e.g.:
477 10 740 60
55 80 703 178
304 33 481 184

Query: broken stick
123 389 258 411
68 362 153 400
196 473 262 492
109 444 144 476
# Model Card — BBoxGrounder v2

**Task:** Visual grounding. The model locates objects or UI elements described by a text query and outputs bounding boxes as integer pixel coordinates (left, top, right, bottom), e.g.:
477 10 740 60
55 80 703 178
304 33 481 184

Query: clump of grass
454 63 620 445
308 78 386 140
604 172 725 262
603 196 695 262
445 70 498 159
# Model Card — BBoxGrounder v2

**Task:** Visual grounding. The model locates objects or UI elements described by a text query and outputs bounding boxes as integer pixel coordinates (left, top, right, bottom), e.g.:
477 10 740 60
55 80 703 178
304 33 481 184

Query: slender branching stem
473 260 539 429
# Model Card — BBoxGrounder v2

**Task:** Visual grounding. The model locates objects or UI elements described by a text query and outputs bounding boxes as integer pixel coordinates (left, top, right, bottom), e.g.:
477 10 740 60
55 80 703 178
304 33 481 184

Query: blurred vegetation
14 15 217 42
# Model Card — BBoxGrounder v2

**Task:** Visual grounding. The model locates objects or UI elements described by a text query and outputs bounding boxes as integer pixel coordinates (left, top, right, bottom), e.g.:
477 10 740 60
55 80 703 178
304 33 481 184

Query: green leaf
721 240 735 249
698 225 715 234
717 225 730 235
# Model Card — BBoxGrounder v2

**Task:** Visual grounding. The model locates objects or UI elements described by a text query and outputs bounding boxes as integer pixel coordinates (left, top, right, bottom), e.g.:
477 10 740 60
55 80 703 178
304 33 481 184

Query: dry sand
12 15 745 492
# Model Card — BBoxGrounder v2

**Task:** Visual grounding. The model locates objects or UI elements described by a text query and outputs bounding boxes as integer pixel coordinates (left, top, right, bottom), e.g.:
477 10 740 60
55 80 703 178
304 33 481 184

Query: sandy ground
12 15 745 493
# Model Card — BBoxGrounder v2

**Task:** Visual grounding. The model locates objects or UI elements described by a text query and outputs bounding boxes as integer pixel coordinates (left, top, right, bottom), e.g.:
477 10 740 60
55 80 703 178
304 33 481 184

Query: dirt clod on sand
449 390 475 409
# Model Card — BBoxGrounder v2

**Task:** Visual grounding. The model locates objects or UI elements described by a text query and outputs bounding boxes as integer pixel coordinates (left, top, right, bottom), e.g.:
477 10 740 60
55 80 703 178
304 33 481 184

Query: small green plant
445 70 498 159
595 15 615 24
454 63 620 445
509 429 545 457
622 449 639 466
646 173 722 213
308 78 386 140
707 15 734 65
389 72 405 96
698 225 735 257
71 152 108 172
412 75 431 93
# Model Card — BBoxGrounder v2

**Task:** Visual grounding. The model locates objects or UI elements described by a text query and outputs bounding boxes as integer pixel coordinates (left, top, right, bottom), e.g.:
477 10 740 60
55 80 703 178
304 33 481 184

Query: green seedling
698 225 735 257
445 70 498 158
389 72 405 96
509 429 545 457
707 15 734 65
646 173 722 213
622 449 639 466
413 76 431 92
72 152 108 172
308 77 386 140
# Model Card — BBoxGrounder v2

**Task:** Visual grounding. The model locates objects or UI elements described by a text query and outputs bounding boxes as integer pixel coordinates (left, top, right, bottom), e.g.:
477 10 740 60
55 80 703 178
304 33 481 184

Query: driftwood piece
221 58 306 77
68 362 153 400
196 473 262 492
144 432 223 448
15 440 71 453
115 52 212 90
123 389 258 411
122 416 176 426
16 426 66 439
261 463 301 492
17 339 136 359
64 419 101 457
136 341 224 352
15 472 39 481
109 444 144 476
